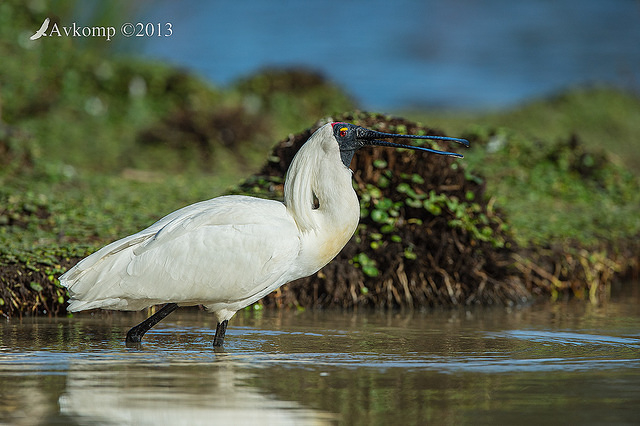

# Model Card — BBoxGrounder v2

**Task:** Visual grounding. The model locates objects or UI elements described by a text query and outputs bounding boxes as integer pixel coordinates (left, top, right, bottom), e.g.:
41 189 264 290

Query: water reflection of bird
59 122 468 347
59 358 337 423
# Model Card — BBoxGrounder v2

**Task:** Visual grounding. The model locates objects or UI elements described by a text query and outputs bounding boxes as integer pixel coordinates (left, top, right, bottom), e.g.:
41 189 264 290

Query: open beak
355 127 469 158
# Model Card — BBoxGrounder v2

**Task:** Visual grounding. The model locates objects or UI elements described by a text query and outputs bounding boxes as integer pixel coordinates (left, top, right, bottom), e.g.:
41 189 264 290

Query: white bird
30 17 50 40
59 122 468 347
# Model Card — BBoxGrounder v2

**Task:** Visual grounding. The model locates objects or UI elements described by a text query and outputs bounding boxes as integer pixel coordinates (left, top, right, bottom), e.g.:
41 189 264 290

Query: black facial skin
332 122 470 167
332 123 365 166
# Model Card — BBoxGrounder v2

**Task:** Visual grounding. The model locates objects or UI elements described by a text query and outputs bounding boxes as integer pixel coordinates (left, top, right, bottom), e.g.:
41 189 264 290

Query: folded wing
60 195 301 312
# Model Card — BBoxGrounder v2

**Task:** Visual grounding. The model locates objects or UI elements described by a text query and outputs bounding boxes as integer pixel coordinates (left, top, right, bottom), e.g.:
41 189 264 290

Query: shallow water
1 287 639 425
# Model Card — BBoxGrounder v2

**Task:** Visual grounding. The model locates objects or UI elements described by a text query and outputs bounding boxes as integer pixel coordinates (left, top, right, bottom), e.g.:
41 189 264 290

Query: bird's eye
339 127 348 138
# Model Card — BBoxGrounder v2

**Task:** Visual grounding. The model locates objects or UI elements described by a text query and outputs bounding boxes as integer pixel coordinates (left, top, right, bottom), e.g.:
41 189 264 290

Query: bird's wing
62 196 302 311
60 197 230 281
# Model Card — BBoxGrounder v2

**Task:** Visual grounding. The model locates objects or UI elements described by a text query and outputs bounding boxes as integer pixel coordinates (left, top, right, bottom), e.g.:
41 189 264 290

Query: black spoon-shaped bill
355 127 469 158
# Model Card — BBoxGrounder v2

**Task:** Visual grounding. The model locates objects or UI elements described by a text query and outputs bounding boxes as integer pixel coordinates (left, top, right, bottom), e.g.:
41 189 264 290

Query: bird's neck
284 135 360 274
284 134 359 234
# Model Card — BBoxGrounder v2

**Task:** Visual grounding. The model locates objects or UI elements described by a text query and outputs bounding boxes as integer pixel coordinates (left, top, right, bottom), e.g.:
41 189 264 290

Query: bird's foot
213 320 228 348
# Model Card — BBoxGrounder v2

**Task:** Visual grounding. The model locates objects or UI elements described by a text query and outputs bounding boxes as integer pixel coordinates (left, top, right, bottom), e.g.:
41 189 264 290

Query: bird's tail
59 233 152 311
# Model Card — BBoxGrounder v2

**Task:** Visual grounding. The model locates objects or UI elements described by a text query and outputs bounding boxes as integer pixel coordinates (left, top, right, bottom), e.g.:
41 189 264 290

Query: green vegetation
462 126 639 248
405 87 640 172
405 89 640 249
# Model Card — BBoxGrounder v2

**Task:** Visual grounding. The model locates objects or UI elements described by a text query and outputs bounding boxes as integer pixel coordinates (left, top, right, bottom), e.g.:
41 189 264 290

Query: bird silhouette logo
30 17 50 40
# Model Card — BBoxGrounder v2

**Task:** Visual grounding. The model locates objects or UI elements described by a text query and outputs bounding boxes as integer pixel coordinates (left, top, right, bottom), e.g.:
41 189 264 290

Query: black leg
126 303 179 344
213 320 229 347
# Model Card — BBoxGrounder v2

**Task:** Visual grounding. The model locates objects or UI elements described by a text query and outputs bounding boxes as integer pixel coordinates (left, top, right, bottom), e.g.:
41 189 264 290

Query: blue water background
125 0 640 111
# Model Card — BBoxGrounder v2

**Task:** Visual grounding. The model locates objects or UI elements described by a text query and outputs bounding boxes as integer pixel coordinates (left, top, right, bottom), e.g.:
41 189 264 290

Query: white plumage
64 197 303 319
59 121 467 346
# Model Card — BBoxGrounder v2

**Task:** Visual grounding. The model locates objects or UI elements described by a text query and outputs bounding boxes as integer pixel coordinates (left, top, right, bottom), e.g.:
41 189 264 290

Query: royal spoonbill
59 122 468 347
